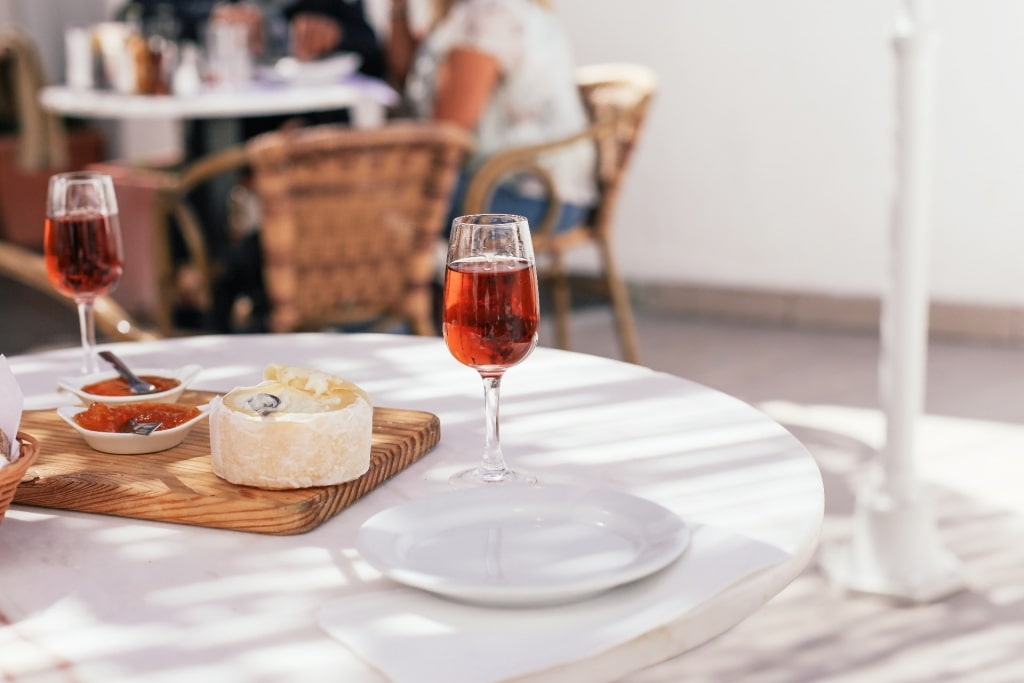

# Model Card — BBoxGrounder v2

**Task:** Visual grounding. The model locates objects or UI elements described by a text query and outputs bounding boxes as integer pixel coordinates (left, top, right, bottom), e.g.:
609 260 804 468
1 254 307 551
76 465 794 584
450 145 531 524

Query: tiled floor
4 277 1024 682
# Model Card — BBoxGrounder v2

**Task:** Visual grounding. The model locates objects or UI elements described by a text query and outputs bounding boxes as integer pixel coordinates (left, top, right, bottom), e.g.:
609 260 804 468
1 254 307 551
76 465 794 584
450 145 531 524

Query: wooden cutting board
13 391 440 535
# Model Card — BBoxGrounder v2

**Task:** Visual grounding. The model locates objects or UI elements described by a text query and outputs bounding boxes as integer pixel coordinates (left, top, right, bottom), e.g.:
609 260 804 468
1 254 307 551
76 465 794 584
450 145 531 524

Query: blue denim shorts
444 171 592 237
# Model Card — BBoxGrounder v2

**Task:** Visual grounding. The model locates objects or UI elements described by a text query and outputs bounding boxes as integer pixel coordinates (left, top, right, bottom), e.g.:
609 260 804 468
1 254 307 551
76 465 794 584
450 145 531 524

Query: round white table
0 334 823 683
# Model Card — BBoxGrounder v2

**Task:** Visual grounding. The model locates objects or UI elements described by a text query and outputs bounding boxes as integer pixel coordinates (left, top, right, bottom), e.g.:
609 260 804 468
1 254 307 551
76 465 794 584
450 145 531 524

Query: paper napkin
0 355 24 462
318 525 789 683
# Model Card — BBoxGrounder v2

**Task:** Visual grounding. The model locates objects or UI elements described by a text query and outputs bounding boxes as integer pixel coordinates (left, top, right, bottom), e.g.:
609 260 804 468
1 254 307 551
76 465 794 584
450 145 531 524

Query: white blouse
406 0 597 207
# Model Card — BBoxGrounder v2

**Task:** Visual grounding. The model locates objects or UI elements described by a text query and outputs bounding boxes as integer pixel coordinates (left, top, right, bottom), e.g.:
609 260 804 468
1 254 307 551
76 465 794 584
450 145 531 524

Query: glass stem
77 300 99 374
479 374 508 480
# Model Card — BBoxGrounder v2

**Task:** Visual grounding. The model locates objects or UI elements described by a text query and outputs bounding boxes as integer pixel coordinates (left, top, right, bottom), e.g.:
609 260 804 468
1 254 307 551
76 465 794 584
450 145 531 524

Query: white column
818 0 964 603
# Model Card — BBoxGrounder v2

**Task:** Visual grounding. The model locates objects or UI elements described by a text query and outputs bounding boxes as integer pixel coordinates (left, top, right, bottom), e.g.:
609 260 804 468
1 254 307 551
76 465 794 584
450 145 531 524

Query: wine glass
443 214 540 486
44 172 124 375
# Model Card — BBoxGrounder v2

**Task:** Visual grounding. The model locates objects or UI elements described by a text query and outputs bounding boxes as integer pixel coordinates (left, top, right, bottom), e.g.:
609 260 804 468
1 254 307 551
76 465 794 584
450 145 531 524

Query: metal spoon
121 418 163 436
98 351 157 394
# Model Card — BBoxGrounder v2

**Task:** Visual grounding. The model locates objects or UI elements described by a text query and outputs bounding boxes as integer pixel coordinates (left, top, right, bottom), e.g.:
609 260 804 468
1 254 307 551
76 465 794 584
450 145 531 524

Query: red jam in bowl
73 402 200 433
81 375 180 396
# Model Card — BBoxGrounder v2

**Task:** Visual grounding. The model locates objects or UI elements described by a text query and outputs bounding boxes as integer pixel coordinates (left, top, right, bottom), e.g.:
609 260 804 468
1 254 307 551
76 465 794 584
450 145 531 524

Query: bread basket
0 432 39 524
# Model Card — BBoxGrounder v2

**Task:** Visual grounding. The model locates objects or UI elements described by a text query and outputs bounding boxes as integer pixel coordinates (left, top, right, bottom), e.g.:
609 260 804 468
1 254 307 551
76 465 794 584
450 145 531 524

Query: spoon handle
98 351 157 394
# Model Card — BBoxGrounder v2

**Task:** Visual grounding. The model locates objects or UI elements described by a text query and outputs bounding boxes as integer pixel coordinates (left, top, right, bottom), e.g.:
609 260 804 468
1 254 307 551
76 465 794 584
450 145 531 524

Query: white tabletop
40 74 398 127
0 334 823 682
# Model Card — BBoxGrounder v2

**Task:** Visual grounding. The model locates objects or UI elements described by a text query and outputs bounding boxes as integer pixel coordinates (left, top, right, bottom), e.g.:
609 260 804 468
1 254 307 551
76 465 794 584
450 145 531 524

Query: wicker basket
0 432 39 524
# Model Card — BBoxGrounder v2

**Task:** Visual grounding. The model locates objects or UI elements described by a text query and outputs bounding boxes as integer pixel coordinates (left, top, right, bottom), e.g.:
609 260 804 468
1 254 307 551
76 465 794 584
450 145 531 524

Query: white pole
819 0 964 603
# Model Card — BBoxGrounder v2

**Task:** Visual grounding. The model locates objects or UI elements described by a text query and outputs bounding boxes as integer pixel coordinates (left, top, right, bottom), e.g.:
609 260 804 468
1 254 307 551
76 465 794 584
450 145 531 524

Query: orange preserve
74 402 200 433
82 375 180 396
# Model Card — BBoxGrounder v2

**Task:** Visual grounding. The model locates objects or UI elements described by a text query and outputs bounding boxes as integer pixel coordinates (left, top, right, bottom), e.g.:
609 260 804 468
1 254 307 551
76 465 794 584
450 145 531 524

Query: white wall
557 0 1024 308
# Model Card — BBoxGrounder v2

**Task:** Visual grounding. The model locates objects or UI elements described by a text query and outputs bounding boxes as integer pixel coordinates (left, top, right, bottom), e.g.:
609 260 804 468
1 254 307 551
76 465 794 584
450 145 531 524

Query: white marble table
0 334 823 682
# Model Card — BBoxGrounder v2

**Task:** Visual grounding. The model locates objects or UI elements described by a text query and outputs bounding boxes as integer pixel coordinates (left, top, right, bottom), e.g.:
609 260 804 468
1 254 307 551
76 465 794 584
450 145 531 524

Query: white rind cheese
209 365 373 489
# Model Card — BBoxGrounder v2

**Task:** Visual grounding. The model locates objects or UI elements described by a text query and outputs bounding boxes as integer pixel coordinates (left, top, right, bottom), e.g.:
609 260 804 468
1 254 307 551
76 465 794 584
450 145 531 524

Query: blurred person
119 0 384 77
208 1 386 333
117 1 386 332
117 0 385 164
388 0 596 234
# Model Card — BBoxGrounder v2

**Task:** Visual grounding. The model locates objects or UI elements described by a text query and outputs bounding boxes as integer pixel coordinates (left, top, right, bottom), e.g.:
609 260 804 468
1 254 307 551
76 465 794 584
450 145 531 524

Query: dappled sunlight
363 612 458 638
524 420 782 468
9 599 171 665
95 524 183 562
0 494 387 678
634 393 1024 683
150 565 340 606
165 610 320 652
635 562 1024 683
756 399 1024 516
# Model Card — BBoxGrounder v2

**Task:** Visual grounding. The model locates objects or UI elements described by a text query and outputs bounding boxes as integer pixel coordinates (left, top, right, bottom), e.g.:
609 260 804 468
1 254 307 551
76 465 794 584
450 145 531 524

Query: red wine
44 212 123 299
443 257 539 373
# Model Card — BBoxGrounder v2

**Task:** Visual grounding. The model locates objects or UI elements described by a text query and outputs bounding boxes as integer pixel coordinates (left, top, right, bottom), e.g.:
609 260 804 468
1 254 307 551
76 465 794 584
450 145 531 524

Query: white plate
263 53 361 85
357 484 690 607
56 402 211 455
57 364 202 406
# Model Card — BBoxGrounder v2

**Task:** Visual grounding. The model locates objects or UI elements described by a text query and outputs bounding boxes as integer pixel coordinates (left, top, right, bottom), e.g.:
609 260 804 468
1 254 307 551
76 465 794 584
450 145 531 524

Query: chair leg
549 252 573 351
598 240 641 364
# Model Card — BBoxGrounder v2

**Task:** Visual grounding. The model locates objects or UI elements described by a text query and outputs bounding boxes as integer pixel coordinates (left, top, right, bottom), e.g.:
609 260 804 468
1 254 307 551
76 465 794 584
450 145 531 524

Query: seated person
120 0 385 78
388 0 596 235
214 0 385 78
281 0 385 75
201 1 387 133
210 2 385 333
118 0 386 332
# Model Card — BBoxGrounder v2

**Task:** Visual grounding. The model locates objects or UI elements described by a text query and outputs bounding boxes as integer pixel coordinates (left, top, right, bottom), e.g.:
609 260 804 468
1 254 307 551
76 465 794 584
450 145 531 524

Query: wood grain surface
13 391 440 535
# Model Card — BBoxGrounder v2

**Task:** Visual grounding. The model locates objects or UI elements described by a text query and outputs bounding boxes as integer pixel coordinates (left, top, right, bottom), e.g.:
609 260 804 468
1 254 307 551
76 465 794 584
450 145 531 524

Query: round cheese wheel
209 364 372 489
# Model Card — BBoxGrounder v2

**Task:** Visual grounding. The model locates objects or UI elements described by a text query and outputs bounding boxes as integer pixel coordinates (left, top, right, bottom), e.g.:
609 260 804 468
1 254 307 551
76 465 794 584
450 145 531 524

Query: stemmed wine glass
443 214 540 486
44 172 124 375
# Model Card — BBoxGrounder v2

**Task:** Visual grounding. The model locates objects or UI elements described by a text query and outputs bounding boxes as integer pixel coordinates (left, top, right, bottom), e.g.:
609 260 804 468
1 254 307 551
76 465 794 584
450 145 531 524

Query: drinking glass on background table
44 172 124 375
443 214 540 486
205 19 254 88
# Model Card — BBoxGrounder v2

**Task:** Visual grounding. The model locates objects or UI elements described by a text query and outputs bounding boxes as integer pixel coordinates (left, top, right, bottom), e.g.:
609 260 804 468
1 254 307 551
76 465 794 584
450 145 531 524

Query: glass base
449 466 537 488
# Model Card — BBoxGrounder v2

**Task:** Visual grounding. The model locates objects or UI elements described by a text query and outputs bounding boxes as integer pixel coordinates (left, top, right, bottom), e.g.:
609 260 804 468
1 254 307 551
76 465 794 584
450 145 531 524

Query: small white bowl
56 403 212 455
57 364 202 406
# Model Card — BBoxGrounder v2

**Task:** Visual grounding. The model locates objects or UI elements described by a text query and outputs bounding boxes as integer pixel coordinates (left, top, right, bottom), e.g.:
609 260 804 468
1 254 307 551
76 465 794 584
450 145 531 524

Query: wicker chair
0 240 159 342
86 146 252 336
461 63 658 364
246 121 474 335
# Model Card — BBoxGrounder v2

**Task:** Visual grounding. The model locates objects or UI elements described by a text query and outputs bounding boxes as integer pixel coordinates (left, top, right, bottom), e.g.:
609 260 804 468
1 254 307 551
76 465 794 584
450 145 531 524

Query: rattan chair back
246 121 474 335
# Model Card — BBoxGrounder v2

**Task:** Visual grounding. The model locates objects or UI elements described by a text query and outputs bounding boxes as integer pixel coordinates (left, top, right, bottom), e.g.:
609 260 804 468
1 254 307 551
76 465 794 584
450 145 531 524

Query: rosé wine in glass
44 172 124 374
442 214 539 486
443 256 539 373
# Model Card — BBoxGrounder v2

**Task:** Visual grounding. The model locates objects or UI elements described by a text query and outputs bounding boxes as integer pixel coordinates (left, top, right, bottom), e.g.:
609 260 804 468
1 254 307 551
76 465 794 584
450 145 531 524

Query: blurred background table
37 76 399 322
39 74 398 134
1 333 823 682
